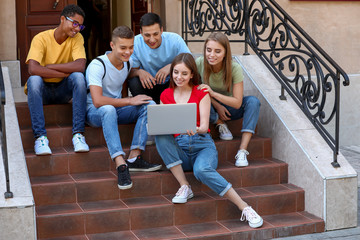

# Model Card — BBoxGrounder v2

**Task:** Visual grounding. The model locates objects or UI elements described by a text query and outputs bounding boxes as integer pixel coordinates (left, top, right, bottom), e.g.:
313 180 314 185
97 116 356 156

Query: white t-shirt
86 51 132 109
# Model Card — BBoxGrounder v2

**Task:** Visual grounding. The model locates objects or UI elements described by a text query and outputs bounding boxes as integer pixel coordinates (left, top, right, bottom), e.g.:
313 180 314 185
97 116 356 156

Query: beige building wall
276 0 360 74
0 0 17 60
162 0 360 75
113 0 131 28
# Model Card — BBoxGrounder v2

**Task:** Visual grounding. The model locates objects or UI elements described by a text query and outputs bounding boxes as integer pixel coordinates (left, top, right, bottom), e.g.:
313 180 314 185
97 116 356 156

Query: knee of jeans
139 100 155 116
69 72 85 79
193 166 212 183
70 72 86 86
155 135 171 146
247 96 261 109
146 100 156 106
27 76 44 93
99 105 117 119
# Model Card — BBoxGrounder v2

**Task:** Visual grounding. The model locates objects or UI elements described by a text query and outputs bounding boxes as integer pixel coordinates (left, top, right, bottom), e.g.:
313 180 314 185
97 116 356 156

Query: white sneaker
240 206 263 228
72 133 89 152
34 136 52 155
172 185 194 204
235 149 249 167
216 123 233 140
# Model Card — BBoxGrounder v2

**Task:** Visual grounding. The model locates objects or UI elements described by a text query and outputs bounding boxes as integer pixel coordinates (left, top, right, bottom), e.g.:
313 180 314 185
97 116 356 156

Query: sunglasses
65 16 85 31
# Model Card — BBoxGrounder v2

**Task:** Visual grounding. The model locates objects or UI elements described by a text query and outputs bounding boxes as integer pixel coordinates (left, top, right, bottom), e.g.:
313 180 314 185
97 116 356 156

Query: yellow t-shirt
25 28 86 93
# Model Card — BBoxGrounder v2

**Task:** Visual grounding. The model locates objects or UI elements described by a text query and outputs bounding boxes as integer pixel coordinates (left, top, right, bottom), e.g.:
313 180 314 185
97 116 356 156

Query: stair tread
34 183 303 215
30 158 285 184
15 103 324 239
37 211 324 240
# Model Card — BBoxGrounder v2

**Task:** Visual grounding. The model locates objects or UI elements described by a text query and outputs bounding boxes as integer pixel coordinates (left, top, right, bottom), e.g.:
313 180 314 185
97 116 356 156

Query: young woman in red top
155 53 263 228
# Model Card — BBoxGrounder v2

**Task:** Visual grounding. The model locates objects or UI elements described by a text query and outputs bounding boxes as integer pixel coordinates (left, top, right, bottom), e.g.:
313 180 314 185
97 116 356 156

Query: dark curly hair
61 4 85 19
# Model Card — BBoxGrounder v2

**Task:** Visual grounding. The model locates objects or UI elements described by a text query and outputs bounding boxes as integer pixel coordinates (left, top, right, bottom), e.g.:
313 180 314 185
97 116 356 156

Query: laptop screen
147 103 197 135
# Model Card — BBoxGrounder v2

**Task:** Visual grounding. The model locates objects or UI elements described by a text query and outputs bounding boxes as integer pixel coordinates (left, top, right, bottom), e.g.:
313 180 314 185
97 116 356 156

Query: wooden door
16 0 77 85
131 0 151 35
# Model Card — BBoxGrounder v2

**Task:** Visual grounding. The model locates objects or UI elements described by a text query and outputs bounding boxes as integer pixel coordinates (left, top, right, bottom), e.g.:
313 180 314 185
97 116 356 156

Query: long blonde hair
203 32 232 92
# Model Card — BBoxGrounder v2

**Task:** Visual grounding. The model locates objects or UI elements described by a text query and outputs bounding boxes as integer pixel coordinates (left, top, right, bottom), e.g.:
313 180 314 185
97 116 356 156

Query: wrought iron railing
0 63 13 198
182 0 350 167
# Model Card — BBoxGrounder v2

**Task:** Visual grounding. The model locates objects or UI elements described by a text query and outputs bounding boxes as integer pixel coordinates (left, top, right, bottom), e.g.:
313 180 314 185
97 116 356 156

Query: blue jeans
155 133 232 196
210 96 260 134
86 100 155 159
27 72 87 138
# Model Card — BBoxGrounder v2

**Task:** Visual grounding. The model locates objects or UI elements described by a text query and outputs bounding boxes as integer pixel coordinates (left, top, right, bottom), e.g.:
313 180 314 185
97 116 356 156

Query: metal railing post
0 63 13 198
244 0 250 55
331 71 341 168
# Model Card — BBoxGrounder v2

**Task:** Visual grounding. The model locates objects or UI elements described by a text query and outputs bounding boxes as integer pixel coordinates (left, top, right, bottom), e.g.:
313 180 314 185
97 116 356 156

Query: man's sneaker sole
74 148 90 153
235 161 249 167
35 151 52 156
172 192 194 204
118 182 133 190
220 135 233 140
248 218 263 228
128 164 162 172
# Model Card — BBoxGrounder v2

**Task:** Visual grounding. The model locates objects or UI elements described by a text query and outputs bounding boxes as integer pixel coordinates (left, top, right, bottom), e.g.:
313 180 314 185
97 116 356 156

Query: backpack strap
126 61 130 73
95 57 106 79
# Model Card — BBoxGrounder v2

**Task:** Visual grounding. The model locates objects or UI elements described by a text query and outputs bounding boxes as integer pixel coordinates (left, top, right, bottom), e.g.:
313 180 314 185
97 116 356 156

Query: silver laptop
147 103 197 135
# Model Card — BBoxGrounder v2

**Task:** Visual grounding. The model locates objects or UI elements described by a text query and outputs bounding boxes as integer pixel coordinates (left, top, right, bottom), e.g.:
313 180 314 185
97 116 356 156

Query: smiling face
205 40 226 70
172 62 193 88
61 13 84 38
140 23 163 49
110 37 134 63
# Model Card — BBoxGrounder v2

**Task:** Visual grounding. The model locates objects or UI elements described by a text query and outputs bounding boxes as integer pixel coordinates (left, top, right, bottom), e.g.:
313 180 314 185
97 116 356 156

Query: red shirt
160 85 209 137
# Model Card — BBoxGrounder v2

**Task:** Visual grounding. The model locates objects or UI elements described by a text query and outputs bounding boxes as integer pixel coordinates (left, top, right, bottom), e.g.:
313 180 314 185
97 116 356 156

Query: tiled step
25 136 272 177
17 102 247 150
30 158 287 205
20 121 248 150
15 103 325 239
38 211 325 240
16 102 246 138
16 102 73 128
35 183 308 239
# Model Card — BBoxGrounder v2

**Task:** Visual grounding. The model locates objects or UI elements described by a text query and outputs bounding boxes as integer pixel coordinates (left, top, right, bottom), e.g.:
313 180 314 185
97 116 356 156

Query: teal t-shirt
196 56 243 97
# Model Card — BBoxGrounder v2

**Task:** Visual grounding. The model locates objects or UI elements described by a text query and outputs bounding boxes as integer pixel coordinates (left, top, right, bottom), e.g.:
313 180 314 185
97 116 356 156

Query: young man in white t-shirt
85 26 161 190
128 13 191 103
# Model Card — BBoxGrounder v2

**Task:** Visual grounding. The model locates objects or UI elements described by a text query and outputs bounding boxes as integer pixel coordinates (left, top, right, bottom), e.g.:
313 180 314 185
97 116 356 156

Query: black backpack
95 57 130 79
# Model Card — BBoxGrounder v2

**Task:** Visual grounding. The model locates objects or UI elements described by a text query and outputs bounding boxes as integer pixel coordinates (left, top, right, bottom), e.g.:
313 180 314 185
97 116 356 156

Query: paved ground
274 146 360 240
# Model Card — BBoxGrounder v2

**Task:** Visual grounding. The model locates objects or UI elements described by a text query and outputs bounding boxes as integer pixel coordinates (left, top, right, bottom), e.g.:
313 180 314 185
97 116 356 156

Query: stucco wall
276 0 360 74
163 0 360 75
0 0 17 60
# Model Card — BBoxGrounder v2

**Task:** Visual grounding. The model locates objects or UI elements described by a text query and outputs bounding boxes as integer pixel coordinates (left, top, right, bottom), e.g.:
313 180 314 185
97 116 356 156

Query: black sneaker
126 155 162 172
117 164 133 190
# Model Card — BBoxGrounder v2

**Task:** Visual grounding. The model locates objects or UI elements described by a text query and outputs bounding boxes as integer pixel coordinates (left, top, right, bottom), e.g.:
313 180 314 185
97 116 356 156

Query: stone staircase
16 102 325 240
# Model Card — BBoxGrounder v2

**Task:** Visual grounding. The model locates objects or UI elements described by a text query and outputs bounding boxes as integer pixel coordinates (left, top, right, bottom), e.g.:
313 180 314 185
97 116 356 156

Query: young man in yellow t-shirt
25 4 89 155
